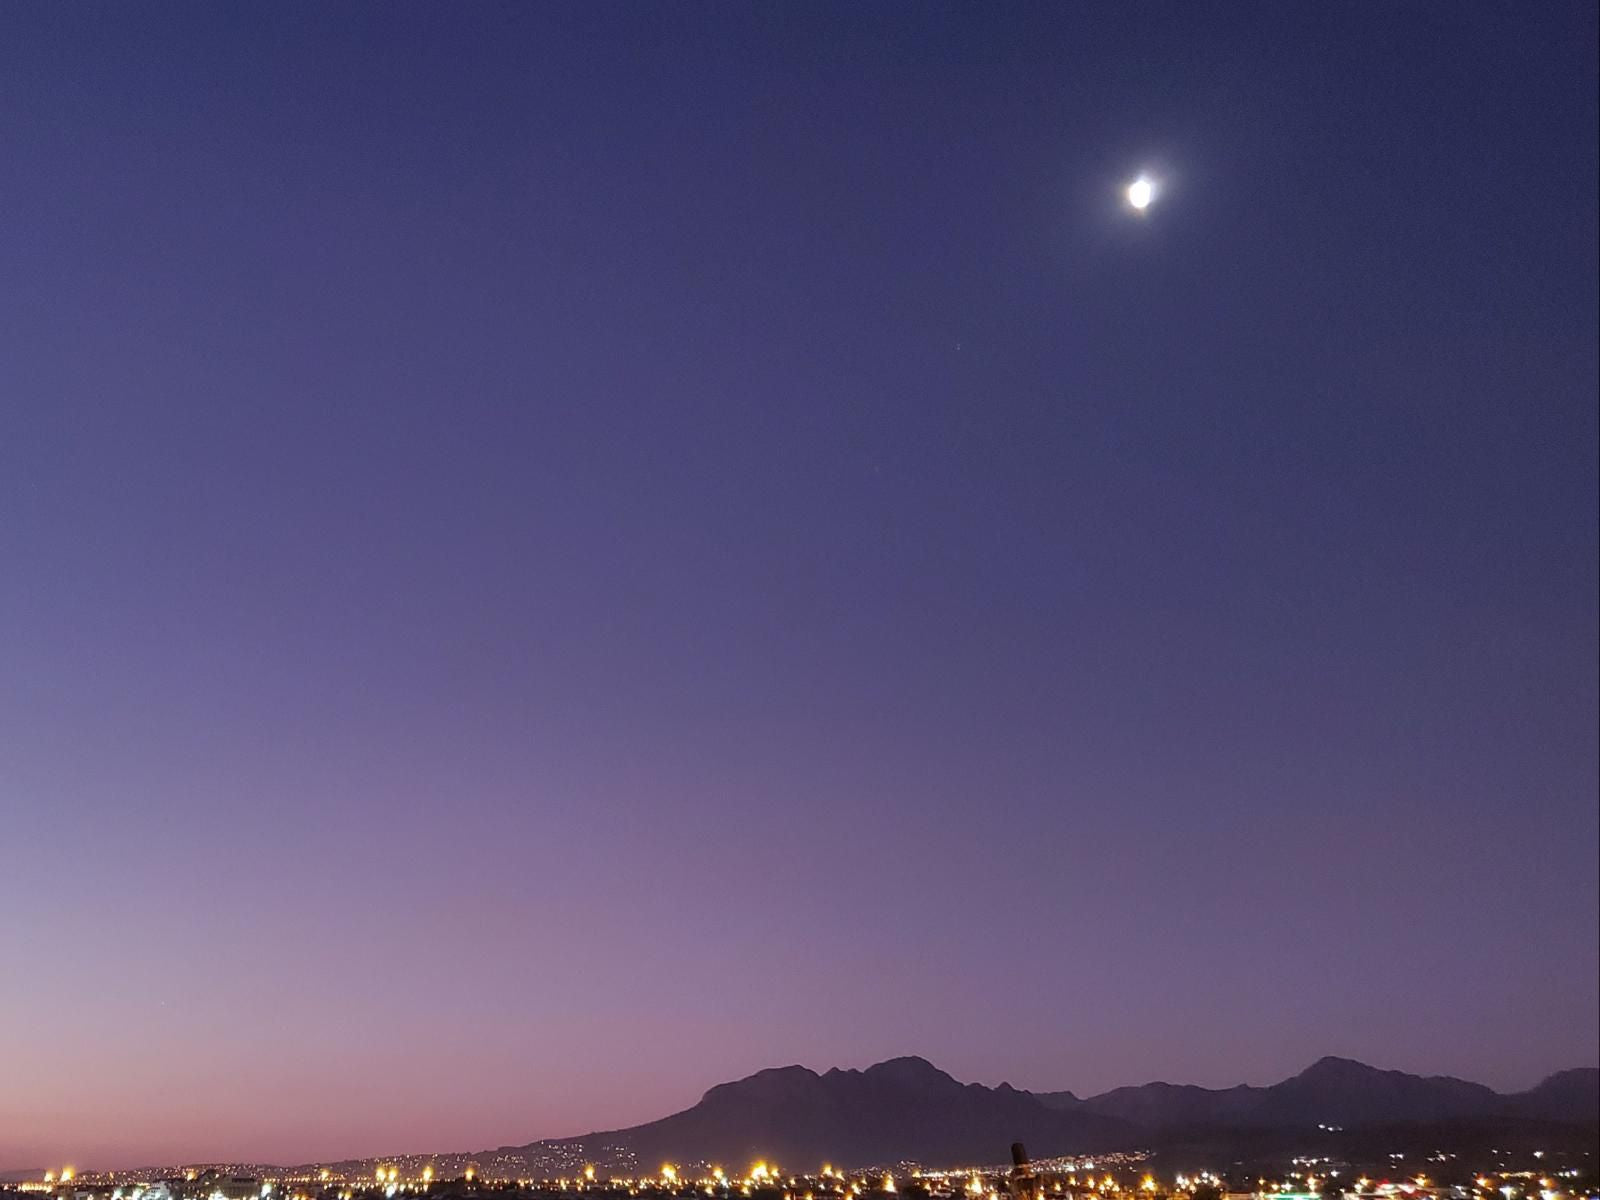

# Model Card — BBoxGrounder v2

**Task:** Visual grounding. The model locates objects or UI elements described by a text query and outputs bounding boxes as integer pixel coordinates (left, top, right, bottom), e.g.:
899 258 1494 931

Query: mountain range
493 1056 1597 1171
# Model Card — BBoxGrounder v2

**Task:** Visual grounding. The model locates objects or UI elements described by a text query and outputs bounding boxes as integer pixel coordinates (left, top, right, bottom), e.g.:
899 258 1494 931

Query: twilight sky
2 0 1597 1172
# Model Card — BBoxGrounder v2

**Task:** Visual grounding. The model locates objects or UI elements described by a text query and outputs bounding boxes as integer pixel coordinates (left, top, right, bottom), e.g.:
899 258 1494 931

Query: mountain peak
1533 1067 1599 1089
862 1056 960 1089
700 1064 820 1105
1296 1055 1379 1080
1514 1067 1600 1121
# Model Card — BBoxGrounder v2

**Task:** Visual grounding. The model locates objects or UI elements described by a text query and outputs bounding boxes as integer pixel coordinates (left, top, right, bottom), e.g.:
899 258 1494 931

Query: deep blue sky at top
2 0 1596 1167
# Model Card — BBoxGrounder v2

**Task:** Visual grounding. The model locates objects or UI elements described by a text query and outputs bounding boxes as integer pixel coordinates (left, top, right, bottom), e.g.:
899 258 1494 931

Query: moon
1126 175 1156 211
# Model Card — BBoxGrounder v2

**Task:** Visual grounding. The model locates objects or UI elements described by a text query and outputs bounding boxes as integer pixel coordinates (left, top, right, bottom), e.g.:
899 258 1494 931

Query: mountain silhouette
1506 1068 1600 1122
533 1057 1130 1167
1039 1080 1262 1127
1049 1057 1594 1131
493 1056 1597 1170
1258 1056 1500 1125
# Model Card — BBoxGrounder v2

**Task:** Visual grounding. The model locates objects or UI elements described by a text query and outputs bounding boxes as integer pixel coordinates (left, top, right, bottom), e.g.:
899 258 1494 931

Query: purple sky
2 1 1597 1172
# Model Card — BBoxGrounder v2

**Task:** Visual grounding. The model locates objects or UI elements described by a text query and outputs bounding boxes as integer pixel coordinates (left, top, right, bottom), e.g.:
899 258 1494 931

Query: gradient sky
2 0 1597 1172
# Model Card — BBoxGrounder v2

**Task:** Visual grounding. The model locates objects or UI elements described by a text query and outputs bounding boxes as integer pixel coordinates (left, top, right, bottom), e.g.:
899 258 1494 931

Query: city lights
13 1142 1591 1200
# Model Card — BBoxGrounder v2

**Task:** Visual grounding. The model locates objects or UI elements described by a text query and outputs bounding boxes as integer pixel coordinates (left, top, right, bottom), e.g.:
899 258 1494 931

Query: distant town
5 1141 1594 1200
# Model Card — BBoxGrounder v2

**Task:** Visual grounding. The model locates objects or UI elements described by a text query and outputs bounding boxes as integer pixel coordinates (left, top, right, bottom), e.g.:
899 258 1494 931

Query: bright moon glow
1127 176 1155 210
